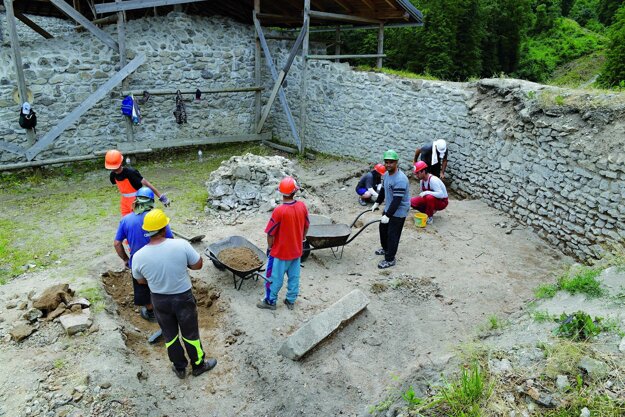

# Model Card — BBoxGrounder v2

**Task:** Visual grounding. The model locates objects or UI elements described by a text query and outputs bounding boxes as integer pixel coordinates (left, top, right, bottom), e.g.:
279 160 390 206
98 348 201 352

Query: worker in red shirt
257 176 309 311
105 150 170 216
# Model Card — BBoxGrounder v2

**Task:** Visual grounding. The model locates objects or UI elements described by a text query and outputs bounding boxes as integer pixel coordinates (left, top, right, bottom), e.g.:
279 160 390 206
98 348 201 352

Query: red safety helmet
278 176 299 196
374 163 386 175
105 150 123 169
413 161 428 173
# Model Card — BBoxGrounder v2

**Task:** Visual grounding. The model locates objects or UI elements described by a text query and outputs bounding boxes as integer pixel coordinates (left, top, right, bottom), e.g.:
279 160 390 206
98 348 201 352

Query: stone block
59 308 92 335
278 290 369 360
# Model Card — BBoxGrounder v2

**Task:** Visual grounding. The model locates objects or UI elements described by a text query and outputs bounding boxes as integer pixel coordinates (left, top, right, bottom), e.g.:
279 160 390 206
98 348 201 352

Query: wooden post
335 26 340 63
116 0 134 142
254 0 261 130
299 0 310 153
377 23 384 69
4 0 36 146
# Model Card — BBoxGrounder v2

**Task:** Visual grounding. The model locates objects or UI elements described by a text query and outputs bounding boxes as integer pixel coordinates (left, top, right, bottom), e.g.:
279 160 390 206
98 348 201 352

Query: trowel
172 229 205 243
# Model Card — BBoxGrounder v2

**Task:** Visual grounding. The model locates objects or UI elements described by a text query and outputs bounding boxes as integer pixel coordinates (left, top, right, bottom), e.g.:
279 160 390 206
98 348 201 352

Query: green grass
532 310 557 323
355 65 440 81
534 266 604 299
549 51 606 88
78 286 106 313
434 363 492 417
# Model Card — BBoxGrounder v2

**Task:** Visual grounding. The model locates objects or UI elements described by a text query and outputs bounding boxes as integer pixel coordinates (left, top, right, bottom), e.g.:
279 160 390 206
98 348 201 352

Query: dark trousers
379 215 406 262
151 290 205 370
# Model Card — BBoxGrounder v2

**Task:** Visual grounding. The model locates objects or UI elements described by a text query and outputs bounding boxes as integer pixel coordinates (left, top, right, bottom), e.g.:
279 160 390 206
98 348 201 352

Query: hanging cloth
173 90 187 124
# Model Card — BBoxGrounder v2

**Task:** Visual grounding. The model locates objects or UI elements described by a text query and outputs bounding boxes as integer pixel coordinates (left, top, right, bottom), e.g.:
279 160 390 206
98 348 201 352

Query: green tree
453 0 485 79
599 5 625 86
598 0 622 25
561 0 575 16
533 0 562 33
422 4 456 78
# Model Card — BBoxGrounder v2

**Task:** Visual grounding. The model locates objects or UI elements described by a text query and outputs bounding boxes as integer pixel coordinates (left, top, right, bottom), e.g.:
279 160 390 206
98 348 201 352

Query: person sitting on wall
413 139 448 179
410 161 449 225
355 163 386 206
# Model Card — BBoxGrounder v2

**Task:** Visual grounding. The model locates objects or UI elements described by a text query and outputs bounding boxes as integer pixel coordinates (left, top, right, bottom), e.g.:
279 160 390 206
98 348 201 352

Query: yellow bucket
414 212 428 228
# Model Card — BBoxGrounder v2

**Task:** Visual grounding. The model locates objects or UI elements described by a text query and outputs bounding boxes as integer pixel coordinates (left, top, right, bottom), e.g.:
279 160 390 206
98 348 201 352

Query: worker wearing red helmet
355 163 386 206
257 176 309 311
411 160 449 225
105 149 170 216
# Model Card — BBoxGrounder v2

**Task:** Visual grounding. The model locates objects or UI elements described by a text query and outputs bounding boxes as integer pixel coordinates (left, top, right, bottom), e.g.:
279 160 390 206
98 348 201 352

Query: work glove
159 193 170 207
367 188 379 201
371 202 379 212
381 215 390 224
376 183 382 192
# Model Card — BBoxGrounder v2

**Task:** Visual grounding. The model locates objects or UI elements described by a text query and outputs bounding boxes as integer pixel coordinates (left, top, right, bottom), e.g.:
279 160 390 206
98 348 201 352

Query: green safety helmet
383 149 399 161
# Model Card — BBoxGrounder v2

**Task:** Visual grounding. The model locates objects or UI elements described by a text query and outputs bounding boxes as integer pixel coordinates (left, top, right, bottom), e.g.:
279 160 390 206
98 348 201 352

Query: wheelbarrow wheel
301 240 311 263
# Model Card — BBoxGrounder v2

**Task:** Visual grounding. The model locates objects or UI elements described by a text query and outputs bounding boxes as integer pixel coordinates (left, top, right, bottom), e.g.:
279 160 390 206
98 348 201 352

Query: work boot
192 358 217 377
172 365 186 379
378 259 396 269
256 299 276 310
426 217 433 225
140 306 157 323
358 198 368 206
374 248 386 256
284 299 295 310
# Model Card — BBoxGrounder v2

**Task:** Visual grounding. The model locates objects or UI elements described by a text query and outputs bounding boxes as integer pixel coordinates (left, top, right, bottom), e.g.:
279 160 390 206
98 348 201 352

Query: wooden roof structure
11 0 423 28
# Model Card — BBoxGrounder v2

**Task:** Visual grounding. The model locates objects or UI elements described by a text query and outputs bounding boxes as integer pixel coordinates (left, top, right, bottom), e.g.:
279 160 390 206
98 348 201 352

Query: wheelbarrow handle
349 208 375 228
344 219 381 245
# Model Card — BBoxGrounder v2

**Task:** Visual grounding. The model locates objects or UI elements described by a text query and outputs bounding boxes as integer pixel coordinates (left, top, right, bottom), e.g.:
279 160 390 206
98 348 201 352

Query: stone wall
2 12 625 260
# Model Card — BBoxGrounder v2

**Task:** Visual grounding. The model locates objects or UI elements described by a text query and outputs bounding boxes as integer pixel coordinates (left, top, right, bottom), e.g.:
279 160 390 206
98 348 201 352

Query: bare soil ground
0 156 570 417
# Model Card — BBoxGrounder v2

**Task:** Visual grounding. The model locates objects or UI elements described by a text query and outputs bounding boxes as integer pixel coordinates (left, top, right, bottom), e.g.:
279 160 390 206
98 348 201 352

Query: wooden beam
308 10 380 24
95 0 205 14
361 0 375 10
117 0 134 143
331 0 351 13
254 0 261 131
24 54 146 161
307 53 386 60
377 23 384 68
14 12 54 39
122 86 263 96
4 0 36 146
254 14 301 150
256 13 302 23
75 15 118 31
335 26 340 63
49 0 119 51
299 0 310 153
256 17 307 137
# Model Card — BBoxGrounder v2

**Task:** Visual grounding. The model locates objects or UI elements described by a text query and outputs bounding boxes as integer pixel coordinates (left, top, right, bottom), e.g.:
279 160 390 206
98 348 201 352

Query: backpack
19 110 37 129
121 95 134 116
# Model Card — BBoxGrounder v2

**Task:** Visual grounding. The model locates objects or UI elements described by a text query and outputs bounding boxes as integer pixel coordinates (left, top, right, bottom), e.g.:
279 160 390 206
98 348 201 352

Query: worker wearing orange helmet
105 150 170 216
411 160 448 225
257 176 309 311
355 163 386 206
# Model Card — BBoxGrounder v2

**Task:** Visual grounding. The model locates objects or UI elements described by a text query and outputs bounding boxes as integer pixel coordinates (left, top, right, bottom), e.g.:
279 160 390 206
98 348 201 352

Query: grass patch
354 65 440 81
427 363 492 417
554 311 602 341
541 340 587 379
77 286 106 313
532 310 557 323
534 266 604 299
549 51 606 88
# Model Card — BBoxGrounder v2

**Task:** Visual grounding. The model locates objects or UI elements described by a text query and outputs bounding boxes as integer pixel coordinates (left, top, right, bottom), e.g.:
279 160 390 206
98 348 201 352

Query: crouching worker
113 187 173 322
355 164 386 206
132 209 217 379
411 161 449 225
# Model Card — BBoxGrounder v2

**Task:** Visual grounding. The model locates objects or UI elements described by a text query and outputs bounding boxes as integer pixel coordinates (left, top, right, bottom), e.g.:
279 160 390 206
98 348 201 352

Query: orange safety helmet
413 161 428 173
105 150 123 169
278 176 299 196
373 163 386 175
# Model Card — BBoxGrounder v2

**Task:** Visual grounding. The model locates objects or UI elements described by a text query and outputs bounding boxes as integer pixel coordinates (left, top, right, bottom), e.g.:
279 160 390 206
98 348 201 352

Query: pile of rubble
5 283 93 343
206 153 295 212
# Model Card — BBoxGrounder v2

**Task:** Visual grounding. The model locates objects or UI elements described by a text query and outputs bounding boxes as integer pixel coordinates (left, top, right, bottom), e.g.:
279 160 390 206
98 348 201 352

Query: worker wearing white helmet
413 139 448 179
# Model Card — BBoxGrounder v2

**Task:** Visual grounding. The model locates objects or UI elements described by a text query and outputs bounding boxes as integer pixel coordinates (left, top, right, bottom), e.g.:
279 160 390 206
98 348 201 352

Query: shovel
172 229 205 243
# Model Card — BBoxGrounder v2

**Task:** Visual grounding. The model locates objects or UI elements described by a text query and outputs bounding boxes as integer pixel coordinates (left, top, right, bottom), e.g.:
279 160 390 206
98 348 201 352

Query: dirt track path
0 156 568 417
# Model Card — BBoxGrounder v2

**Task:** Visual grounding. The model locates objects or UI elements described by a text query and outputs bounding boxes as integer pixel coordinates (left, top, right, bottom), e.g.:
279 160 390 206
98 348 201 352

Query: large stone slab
278 289 369 361
59 308 92 335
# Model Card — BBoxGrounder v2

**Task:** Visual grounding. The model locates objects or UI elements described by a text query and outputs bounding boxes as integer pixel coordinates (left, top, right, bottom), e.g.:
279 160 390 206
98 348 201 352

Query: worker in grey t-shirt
132 209 217 380
371 150 410 269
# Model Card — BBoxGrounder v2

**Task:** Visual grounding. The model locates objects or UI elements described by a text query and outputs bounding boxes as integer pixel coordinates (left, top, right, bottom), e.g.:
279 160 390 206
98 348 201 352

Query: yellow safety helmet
142 208 170 236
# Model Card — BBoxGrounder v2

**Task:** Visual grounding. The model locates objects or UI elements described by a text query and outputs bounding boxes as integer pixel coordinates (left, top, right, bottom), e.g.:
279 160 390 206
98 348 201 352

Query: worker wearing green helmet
371 149 411 269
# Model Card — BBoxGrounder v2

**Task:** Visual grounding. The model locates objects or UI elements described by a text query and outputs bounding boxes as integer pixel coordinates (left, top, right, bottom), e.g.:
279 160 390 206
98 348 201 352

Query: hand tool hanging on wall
173 90 187 124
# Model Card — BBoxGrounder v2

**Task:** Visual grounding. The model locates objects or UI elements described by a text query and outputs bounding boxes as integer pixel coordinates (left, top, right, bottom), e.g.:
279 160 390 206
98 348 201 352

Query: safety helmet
278 176 299 196
136 186 155 202
373 163 386 175
142 208 170 236
382 150 399 161
104 150 123 169
413 160 428 173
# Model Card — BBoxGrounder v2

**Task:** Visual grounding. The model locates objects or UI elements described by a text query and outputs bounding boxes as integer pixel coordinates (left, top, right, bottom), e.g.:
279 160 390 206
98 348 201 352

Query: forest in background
314 0 625 88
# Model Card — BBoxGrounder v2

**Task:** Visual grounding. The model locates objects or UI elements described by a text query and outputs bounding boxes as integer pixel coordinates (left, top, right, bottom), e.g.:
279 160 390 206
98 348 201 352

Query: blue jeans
264 256 301 304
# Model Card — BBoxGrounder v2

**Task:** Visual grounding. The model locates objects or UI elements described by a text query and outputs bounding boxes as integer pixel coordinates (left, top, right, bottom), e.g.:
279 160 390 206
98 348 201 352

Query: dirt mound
217 247 263 271
370 274 440 301
32 283 74 313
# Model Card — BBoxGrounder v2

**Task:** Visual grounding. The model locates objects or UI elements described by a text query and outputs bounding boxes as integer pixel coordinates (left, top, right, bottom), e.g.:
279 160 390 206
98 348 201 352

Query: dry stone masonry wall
2 13 625 260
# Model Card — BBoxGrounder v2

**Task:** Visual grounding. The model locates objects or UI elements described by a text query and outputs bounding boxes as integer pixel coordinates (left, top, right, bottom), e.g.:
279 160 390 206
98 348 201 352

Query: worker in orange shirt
105 150 170 216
